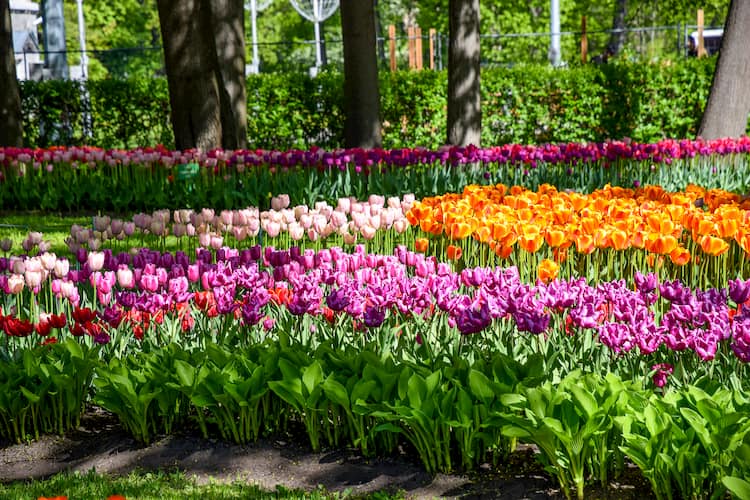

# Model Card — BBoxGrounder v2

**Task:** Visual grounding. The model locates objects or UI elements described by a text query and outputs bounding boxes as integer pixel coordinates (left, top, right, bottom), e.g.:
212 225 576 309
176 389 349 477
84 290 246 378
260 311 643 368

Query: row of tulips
3 137 750 171
57 193 415 255
2 245 750 381
6 181 750 289
2 138 750 211
407 182 750 287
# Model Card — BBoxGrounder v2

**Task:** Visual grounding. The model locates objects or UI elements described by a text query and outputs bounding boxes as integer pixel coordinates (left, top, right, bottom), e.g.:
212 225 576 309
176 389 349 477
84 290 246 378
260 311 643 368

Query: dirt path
0 410 650 499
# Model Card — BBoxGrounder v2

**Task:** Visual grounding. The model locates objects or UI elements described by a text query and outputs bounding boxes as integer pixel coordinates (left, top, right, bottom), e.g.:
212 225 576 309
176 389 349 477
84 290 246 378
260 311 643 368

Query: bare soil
0 408 654 499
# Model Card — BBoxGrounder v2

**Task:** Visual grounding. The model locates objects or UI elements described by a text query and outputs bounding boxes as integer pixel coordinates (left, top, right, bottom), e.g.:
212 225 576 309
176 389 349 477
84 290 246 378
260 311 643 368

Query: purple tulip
363 305 386 328
456 303 491 335
326 288 350 311
729 279 750 305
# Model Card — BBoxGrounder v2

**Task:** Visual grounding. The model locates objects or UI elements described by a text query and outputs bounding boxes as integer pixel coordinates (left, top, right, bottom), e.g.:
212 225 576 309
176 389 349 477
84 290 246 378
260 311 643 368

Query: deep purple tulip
363 305 386 328
326 288 350 311
116 291 137 308
514 310 550 335
456 303 491 335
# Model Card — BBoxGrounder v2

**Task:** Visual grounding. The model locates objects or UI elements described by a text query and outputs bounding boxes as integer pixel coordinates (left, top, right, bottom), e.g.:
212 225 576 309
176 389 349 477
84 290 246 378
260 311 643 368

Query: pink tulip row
15 195 416 255
2 137 750 174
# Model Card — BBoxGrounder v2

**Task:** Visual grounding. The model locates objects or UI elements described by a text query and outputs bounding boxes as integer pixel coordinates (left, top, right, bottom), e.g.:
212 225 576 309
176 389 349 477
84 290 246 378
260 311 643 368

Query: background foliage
18 57 724 150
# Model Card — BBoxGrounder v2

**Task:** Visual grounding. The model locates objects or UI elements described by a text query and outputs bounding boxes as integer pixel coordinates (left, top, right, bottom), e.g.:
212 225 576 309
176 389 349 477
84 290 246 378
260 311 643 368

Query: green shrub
19 57 724 150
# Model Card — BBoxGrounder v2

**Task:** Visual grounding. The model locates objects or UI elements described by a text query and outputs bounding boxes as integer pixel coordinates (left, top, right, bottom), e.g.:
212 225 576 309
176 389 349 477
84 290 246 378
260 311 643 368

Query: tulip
87 251 105 272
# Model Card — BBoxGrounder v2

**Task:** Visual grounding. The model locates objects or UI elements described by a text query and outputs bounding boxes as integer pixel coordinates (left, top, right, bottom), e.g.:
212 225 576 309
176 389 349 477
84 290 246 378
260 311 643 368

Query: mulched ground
0 408 654 499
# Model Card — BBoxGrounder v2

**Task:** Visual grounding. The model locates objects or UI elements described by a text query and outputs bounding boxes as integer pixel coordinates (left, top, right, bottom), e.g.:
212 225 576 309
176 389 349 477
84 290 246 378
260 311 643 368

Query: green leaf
322 377 350 409
468 369 495 403
302 361 324 395
569 384 598 419
174 359 196 388
723 476 750 500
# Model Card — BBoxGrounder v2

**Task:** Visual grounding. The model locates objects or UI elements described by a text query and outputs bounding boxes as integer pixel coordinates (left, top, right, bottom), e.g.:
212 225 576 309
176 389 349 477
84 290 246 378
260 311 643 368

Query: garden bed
0 407 654 500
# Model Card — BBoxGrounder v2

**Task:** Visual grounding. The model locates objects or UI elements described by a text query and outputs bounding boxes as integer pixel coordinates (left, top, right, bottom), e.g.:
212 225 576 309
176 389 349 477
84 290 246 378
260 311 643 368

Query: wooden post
429 28 436 69
406 26 417 69
581 16 588 63
415 27 423 70
388 24 396 71
697 9 707 57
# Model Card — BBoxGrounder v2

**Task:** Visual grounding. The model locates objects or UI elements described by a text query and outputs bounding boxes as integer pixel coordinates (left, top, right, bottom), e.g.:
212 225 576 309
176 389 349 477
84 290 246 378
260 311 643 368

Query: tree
698 0 750 139
0 0 22 147
210 0 247 149
607 0 627 56
156 0 246 150
340 0 382 148
447 0 481 146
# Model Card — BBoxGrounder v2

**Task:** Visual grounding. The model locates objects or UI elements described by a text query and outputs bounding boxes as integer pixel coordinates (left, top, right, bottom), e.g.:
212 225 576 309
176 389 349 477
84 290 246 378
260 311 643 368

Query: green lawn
0 470 403 500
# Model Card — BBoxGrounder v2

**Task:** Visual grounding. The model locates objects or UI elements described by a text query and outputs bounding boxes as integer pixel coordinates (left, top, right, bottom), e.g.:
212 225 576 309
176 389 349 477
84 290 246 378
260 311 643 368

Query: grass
0 470 405 500
0 213 91 256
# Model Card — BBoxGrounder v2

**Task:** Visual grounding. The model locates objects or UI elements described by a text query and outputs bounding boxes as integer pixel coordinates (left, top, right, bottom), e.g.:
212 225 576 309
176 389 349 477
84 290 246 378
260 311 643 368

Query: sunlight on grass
0 470 405 500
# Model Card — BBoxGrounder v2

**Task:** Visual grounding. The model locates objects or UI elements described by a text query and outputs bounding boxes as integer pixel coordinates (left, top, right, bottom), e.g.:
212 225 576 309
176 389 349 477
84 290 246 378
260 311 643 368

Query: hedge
19 57 723 150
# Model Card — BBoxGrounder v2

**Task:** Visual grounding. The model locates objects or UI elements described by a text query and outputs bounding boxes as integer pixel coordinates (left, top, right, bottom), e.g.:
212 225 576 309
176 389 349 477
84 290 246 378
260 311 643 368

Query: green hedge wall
19 57 721 150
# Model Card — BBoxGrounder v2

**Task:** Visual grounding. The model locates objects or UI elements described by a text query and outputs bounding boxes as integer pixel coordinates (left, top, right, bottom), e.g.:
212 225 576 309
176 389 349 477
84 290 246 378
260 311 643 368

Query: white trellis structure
289 0 339 75
245 0 273 74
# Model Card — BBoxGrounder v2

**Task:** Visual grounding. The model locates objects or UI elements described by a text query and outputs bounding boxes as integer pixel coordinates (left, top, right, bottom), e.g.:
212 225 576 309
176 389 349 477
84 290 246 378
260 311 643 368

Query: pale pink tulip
87 251 105 271
7 274 24 294
54 258 70 278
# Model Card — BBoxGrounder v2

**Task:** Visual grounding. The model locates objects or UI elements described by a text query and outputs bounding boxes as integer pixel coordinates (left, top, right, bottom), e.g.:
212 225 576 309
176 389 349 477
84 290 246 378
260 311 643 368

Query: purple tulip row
2 136 750 173
2 244 750 363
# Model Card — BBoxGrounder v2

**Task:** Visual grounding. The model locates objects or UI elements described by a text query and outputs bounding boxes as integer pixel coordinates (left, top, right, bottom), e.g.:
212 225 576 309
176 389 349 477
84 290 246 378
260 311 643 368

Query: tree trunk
447 0 481 147
607 0 627 56
341 0 382 149
698 0 750 140
0 0 23 147
210 0 247 150
157 0 222 150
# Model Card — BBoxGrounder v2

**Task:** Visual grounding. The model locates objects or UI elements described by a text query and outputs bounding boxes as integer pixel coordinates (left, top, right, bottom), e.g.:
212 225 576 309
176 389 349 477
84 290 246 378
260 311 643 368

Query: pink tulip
265 221 281 238
117 266 135 288
140 273 160 292
187 264 200 282
7 274 24 294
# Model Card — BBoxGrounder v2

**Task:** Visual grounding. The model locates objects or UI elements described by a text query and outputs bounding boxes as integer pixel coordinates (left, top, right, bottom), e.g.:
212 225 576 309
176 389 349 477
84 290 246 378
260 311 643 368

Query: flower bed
3 139 750 500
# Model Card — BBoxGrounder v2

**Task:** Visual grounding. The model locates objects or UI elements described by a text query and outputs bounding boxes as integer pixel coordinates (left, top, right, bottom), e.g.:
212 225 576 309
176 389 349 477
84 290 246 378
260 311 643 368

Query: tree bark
210 0 247 150
157 0 222 150
447 0 481 147
607 0 627 56
698 0 750 140
341 0 382 149
0 0 23 147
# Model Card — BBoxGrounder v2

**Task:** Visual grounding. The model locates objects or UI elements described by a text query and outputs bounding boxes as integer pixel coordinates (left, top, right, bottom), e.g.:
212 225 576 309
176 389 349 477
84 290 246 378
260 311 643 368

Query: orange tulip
474 225 492 243
609 228 629 251
107 496 128 500
450 221 473 240
700 235 729 256
518 225 544 253
717 218 739 239
646 233 678 255
575 233 595 254
736 230 750 255
669 246 691 266
545 228 567 247
537 259 559 284
494 244 514 259
447 244 463 260
415 238 429 253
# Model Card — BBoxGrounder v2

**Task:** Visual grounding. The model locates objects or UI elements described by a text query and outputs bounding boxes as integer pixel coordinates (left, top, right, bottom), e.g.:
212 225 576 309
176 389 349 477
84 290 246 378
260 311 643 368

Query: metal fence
14 24 722 80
